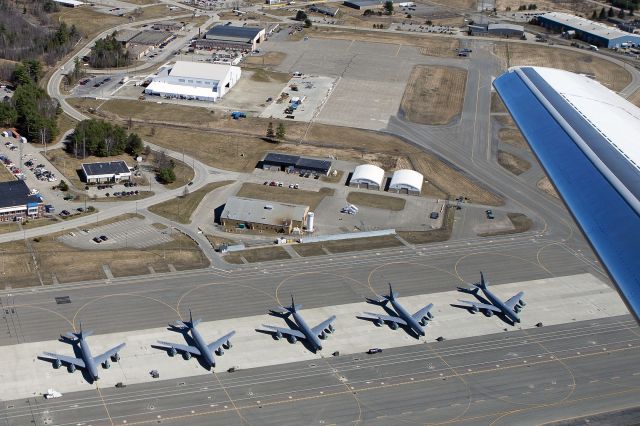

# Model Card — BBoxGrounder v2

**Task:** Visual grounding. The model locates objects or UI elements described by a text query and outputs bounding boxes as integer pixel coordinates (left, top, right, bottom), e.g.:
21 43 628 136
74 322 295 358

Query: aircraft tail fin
387 283 399 300
289 295 302 312
478 272 488 289
187 309 201 328
77 321 93 339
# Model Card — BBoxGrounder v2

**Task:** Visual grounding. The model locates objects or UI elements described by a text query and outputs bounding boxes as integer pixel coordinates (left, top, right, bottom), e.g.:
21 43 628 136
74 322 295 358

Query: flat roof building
310 4 339 17
350 164 385 190
129 30 173 47
262 153 332 175
221 196 310 234
538 12 640 48
115 29 140 47
53 0 85 7
81 161 131 184
145 61 241 102
152 21 184 32
469 23 524 37
0 180 44 222
389 169 423 195
343 0 383 9
202 25 266 51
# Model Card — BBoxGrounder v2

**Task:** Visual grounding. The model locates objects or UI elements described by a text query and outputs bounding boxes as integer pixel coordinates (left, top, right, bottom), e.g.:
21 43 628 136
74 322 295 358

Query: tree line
66 119 143 158
88 33 132 69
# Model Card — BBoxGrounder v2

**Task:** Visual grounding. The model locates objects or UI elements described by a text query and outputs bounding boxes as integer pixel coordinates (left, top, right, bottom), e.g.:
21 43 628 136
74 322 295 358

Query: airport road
0 233 604 346
2 315 638 425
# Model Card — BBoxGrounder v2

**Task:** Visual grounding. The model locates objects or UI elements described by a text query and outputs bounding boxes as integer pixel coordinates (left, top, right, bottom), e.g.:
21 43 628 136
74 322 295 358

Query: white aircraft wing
411 303 434 321
42 352 86 369
457 300 502 313
93 343 126 365
207 331 236 352
361 312 407 326
504 292 524 310
157 341 201 356
261 325 306 339
310 315 336 336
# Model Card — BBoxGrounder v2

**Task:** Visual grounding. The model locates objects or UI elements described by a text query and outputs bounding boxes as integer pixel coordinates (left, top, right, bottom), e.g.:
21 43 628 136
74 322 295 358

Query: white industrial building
144 61 241 102
350 164 385 190
389 169 424 195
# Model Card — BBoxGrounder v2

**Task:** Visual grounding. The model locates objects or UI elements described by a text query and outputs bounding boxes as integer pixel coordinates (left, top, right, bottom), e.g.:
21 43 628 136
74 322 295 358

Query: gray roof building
129 30 173 46
538 12 640 48
0 180 41 209
343 0 383 9
221 196 309 227
82 161 130 177
205 25 265 43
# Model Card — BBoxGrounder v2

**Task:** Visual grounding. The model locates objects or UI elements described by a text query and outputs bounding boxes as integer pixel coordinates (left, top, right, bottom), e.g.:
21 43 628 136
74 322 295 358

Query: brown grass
148 181 233 224
498 127 528 150
346 192 406 211
236 183 333 210
0 166 16 181
294 235 403 256
497 150 531 175
291 243 328 257
401 65 466 125
478 213 533 237
243 52 287 67
491 92 508 114
206 234 237 250
248 68 291 83
537 177 559 198
224 246 291 264
629 89 640 107
146 151 195 190
496 0 598 15
493 43 631 92
398 205 455 244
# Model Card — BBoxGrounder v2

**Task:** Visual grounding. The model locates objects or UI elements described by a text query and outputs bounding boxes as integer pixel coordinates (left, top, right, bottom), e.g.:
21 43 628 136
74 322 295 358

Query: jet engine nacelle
183 352 192 360
53 359 61 369
419 318 427 326
275 331 282 340
111 353 120 362
102 360 110 369
287 335 297 344
374 319 383 327
67 364 76 373
215 348 224 356
427 312 434 320
470 306 479 314
168 347 177 357
319 331 327 340
389 322 399 330
223 340 232 349
519 299 526 307
484 309 493 317
328 324 335 333
513 305 521 313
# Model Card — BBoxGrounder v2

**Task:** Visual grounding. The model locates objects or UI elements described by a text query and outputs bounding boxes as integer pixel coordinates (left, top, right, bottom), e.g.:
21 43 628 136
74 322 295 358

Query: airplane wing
360 312 407 326
412 303 434 321
310 315 336 336
261 325 306 339
207 331 236 352
157 341 201 356
504 292 525 310
494 66 640 322
42 352 86 369
93 343 126 365
456 300 501 313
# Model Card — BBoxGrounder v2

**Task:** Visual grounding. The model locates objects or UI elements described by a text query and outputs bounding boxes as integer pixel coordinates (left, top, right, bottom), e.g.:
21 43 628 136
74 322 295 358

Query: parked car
430 212 439 220
367 348 383 354
99 235 108 241
93 237 102 243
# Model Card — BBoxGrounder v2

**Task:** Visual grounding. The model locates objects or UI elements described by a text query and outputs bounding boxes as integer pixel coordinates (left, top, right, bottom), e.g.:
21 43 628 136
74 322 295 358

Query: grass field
148 181 233 224
537 177 559 198
498 127 528 150
491 92 508 114
243 52 287 67
236 183 334 210
493 43 631 92
291 243 328 257
398 205 455 244
224 246 291 264
0 166 15 182
497 150 531 175
248 68 291 83
401 65 467 125
478 213 533 237
496 0 597 14
346 192 406 211
629 89 640 107
290 235 403 258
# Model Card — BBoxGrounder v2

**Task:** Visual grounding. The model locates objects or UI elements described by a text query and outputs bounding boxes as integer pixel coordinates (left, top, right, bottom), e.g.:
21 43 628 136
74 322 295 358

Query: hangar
201 25 266 51
261 153 332 175
343 0 383 10
389 169 424 195
145 61 241 102
537 12 640 48
350 164 385 190
221 196 309 234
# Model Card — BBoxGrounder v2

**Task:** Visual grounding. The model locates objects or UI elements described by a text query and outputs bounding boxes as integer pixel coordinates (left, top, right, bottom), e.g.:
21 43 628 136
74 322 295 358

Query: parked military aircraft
259 296 336 352
456 272 525 324
156 310 235 370
358 284 434 337
40 324 125 382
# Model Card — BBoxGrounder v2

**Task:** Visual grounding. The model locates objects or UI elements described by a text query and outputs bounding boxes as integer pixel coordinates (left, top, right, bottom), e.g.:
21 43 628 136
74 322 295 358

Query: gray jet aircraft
456 272 526 324
156 310 235 370
40 324 125 382
259 296 336 352
358 284 434 337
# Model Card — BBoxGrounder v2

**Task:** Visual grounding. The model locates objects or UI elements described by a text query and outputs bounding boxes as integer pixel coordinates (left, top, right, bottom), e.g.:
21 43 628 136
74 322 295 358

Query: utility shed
350 164 385 190
221 196 309 234
389 169 423 195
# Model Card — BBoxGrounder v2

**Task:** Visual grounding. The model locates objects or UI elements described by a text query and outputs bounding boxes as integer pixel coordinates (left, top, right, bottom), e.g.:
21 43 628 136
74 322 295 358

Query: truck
589 45 598 51
231 111 246 119
119 76 129 84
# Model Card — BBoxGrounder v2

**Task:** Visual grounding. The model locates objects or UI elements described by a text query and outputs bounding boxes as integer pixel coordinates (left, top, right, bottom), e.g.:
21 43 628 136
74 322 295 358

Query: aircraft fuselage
190 326 216 368
79 338 99 380
390 299 425 336
482 288 520 323
292 312 323 351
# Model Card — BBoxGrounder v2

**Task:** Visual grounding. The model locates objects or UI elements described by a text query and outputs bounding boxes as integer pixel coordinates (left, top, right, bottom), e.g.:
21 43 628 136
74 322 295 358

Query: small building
129 30 173 47
0 180 44 222
53 0 84 7
261 153 332 175
145 61 241 102
469 23 524 37
221 196 310 234
81 161 131 184
115 29 140 47
310 4 339 17
127 44 152 59
388 169 423 195
350 164 385 190
537 12 640 48
203 25 266 52
153 21 184 32
343 0 383 10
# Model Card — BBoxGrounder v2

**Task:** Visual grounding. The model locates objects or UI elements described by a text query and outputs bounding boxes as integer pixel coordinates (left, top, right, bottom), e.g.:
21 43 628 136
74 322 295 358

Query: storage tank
307 212 315 232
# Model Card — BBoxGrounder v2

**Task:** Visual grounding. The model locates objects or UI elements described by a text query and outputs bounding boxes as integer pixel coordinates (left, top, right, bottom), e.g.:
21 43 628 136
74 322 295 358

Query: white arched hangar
349 164 385 190
389 169 424 195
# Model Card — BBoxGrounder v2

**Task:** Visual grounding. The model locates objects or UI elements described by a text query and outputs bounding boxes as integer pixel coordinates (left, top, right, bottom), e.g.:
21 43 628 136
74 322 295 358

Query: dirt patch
497 150 531 175
291 243 327 257
401 65 466 125
498 127 528 150
347 192 406 211
0 165 16 181
236 183 334 210
224 246 291 264
398 205 455 244
248 68 291 83
629 89 640 107
496 0 597 15
148 181 233 224
206 234 237 250
478 213 533 237
491 92 508 114
493 43 631 92
537 176 559 198
243 52 287 67
296 234 403 255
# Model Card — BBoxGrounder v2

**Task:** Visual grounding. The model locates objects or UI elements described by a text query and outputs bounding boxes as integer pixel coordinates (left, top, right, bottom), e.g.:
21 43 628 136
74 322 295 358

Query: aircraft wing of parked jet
261 325 306 339
41 352 86 369
457 273 525 324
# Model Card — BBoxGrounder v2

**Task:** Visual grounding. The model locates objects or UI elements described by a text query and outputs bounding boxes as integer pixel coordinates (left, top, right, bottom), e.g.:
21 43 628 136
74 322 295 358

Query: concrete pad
0 273 627 401
260 76 336 122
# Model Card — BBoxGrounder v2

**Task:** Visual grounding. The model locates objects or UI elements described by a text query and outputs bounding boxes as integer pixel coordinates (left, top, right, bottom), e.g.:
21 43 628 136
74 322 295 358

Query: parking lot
259 75 336 122
58 218 173 250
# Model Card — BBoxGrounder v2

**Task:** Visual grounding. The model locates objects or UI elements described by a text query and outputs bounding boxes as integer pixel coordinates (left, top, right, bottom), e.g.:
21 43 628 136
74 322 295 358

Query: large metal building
201 25 266 51
537 12 640 48
221 196 309 234
389 169 424 195
261 153 332 175
350 164 385 190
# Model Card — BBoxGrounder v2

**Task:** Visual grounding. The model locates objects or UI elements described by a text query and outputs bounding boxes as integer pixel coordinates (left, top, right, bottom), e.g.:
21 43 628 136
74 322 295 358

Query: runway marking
1 303 74 332
367 261 462 296
321 357 364 425
274 271 370 306
453 251 553 283
211 371 249 425
96 383 114 426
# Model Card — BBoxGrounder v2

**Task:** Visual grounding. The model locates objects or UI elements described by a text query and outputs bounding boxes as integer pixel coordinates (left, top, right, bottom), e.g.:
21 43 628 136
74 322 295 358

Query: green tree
591 10 598 19
295 10 307 21
608 7 614 17
304 18 312 28
0 102 17 127
266 122 275 140
69 119 130 157
126 133 144 156
383 0 393 15
158 168 176 184
275 123 286 141
599 7 606 19
58 180 69 191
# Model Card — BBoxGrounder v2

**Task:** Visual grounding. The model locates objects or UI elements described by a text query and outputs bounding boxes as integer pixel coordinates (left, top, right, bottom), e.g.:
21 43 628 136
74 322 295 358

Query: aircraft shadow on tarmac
450 294 516 326
254 310 321 354
37 336 97 384
151 325 213 371
356 298 423 340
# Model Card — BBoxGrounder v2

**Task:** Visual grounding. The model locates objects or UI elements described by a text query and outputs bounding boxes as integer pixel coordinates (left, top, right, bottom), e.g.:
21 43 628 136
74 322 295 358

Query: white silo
307 212 315 233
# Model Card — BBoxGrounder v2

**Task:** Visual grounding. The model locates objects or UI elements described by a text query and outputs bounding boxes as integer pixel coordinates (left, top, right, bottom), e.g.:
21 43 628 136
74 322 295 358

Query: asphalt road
2 315 638 425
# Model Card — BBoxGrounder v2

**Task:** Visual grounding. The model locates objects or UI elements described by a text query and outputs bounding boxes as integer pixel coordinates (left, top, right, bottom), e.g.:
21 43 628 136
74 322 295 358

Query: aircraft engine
169 348 177 357
319 331 327 340
223 340 232 349
374 319 383 327
519 299 526 307
275 331 282 340
216 348 224 356
67 364 76 373
183 352 192 360
390 322 399 330
470 306 479 314
513 305 521 313
328 324 335 333
419 318 427 326
287 335 297 344
427 312 434 320
102 360 110 369
111 353 120 362
484 310 493 317
53 359 61 369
